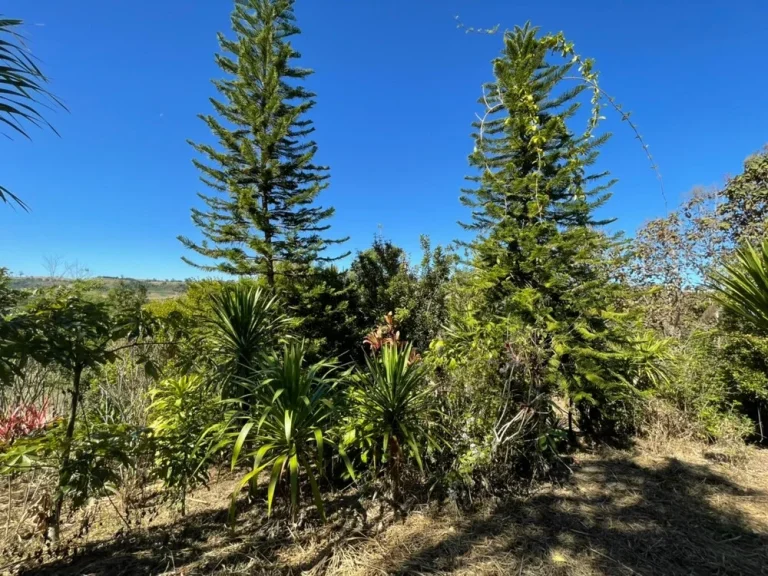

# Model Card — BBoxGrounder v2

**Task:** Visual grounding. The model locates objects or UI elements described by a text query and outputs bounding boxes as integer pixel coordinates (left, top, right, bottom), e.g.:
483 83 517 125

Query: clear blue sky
2 0 767 279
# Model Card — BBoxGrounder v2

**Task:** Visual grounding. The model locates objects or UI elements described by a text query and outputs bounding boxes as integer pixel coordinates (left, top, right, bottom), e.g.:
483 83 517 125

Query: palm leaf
1 18 66 209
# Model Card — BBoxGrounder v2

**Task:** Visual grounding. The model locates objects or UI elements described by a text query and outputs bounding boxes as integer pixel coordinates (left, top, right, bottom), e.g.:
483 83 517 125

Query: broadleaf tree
179 0 348 285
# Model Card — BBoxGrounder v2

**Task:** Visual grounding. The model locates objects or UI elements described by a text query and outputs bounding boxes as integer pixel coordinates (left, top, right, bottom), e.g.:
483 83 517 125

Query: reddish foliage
363 312 421 363
363 312 401 352
0 400 50 445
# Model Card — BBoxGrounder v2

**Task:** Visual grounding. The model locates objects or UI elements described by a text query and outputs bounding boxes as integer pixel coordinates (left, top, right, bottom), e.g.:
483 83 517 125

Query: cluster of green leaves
711 241 768 335
207 285 289 398
226 342 350 522
187 282 442 523
0 417 143 513
148 375 221 515
0 280 166 540
627 146 768 443
344 343 440 501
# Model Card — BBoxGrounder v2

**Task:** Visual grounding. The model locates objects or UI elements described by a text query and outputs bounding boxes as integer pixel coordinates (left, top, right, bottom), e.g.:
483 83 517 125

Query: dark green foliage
453 23 643 445
718 147 768 245
179 0 347 283
405 238 456 351
708 240 768 440
349 237 406 333
207 283 289 399
0 419 141 507
226 341 348 523
148 375 221 515
276 264 360 361
345 343 441 501
710 241 768 335
19 286 118 539
349 236 456 352
718 331 768 411
0 268 29 385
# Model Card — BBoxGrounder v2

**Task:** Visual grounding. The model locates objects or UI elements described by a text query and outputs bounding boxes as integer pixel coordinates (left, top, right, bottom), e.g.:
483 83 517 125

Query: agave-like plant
208 284 289 399
710 241 768 334
347 343 440 502
1 18 65 209
227 341 351 523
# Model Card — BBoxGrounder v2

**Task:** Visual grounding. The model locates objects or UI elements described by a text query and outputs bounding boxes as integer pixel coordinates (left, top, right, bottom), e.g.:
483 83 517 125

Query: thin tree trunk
262 193 275 288
48 364 82 542
389 437 402 504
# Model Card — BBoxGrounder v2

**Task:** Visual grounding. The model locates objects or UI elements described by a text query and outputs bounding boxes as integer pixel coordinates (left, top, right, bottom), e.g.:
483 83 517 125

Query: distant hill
9 276 187 300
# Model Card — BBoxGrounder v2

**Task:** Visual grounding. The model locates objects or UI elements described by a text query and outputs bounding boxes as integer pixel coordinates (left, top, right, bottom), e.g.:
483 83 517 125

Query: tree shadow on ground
392 452 768 575
9 491 370 576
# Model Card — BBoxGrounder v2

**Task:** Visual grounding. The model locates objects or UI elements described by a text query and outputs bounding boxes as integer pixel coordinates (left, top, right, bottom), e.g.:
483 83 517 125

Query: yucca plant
208 284 289 400
710 241 768 334
148 375 220 515
347 343 440 502
227 341 349 524
1 18 65 209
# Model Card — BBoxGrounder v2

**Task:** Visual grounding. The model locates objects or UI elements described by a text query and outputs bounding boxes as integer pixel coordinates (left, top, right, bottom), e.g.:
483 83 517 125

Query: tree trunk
389 436 402 504
48 364 82 542
262 193 275 288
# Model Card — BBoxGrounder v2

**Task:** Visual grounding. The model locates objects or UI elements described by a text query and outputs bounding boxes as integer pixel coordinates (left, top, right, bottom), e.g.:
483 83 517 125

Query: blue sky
2 0 767 280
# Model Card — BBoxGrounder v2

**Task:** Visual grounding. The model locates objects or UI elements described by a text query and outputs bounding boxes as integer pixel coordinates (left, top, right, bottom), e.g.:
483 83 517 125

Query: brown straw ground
2 439 767 576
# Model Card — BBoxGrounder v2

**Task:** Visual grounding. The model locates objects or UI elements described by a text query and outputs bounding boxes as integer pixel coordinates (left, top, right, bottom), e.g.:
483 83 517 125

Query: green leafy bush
345 343 441 502
226 342 349 523
148 375 221 515
0 418 142 519
208 284 289 399
711 240 768 335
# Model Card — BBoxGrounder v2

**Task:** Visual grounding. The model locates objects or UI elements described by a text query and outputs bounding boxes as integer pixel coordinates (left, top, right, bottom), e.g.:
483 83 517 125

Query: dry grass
324 439 768 576
2 439 767 576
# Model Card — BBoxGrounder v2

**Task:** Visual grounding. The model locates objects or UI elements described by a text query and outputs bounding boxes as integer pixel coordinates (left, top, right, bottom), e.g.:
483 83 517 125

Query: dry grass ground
2 439 767 576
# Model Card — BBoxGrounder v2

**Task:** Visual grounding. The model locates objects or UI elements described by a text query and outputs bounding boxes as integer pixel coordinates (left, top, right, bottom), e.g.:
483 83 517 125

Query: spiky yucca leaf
227 341 350 524
208 284 289 399
710 241 768 334
347 343 442 500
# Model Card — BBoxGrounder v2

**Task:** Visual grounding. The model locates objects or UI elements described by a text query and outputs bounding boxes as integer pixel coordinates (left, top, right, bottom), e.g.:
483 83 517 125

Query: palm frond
1 18 66 209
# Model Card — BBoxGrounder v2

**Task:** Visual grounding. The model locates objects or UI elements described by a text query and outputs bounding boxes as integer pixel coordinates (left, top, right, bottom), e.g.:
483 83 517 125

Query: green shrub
345 343 442 502
226 342 349 523
0 418 142 519
208 284 289 399
148 375 221 515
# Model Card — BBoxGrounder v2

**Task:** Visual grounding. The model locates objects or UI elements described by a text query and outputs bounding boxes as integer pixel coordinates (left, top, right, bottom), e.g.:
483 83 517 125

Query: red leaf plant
0 399 51 446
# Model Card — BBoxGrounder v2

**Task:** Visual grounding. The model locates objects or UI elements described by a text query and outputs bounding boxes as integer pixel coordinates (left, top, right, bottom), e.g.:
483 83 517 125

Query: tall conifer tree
459 24 644 439
179 0 347 285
